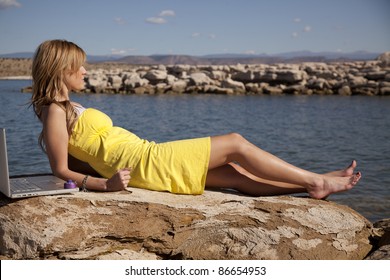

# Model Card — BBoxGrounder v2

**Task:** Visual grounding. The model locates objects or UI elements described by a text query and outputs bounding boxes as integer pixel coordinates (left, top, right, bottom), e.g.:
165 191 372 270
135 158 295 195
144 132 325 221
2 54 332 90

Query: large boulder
0 189 373 260
275 69 307 84
123 73 149 89
143 69 168 84
365 218 390 260
221 78 246 93
377 52 390 68
189 72 213 86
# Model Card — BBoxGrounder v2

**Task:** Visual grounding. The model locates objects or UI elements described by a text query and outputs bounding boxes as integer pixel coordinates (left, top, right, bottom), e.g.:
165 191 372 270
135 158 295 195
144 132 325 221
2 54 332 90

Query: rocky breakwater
1 188 388 260
83 52 390 96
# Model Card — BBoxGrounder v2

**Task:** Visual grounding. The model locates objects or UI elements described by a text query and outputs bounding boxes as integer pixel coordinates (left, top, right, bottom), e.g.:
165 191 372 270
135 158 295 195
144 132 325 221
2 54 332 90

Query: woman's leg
207 133 361 199
206 163 305 196
206 161 357 196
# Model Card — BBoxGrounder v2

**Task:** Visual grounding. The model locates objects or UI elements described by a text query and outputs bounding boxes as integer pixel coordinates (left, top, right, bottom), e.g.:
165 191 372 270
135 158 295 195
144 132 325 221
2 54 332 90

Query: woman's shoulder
41 103 66 122
46 102 66 114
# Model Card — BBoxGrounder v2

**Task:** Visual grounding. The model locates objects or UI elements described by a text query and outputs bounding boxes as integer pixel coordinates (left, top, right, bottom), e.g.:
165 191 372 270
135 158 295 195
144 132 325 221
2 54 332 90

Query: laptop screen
0 128 12 197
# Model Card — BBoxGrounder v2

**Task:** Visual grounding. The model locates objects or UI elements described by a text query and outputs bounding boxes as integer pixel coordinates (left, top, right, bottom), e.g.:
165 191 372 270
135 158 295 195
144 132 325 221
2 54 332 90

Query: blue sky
0 0 389 56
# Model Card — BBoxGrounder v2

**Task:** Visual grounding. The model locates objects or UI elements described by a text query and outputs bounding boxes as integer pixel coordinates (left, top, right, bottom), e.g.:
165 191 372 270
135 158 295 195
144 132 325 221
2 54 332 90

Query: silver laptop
0 128 79 198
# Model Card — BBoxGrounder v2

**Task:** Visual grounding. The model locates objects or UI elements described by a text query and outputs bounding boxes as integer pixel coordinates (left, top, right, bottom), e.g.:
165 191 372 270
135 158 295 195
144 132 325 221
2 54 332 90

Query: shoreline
1 52 389 95
0 76 32 80
63 55 390 96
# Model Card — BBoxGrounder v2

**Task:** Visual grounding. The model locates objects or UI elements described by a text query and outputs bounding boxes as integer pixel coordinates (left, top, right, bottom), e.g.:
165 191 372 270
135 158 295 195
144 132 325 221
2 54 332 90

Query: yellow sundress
68 108 210 194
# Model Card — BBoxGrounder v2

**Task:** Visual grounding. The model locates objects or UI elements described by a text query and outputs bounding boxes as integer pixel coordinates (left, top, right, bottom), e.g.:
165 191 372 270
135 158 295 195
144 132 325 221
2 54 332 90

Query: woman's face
64 66 87 92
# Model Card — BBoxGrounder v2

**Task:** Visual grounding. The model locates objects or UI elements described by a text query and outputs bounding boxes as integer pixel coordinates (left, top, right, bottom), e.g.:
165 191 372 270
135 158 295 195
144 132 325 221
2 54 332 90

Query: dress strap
73 103 86 116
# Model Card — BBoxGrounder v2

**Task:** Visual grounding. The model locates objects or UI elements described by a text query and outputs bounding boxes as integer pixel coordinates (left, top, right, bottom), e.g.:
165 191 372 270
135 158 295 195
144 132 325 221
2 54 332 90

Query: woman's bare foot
307 171 362 199
325 160 357 177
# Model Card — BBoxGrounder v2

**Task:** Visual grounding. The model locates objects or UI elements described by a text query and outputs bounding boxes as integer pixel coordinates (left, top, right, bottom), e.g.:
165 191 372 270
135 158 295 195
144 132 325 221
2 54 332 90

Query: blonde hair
30 40 86 150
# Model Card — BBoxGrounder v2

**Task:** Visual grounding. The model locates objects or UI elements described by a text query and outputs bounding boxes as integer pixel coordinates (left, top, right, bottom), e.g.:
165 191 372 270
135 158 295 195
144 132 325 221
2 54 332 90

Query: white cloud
145 17 167 24
292 18 312 35
159 10 175 17
303 25 312 32
146 9 175 24
114 17 126 25
111 48 136 55
111 49 127 55
0 0 21 9
191 32 218 40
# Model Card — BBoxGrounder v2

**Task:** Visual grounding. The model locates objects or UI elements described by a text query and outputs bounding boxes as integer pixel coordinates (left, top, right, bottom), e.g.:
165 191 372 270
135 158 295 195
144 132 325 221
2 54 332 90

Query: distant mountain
0 50 384 64
202 53 269 59
86 54 127 62
118 55 206 65
115 51 383 65
275 50 381 60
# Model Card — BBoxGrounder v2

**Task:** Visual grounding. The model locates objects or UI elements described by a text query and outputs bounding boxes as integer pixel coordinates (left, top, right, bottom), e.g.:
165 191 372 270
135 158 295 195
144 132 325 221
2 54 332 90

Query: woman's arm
42 103 130 191
68 154 101 177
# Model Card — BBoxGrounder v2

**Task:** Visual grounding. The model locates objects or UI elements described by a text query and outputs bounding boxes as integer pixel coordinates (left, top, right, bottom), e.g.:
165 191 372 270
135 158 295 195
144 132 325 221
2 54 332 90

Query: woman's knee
209 133 249 168
223 132 245 144
226 132 250 153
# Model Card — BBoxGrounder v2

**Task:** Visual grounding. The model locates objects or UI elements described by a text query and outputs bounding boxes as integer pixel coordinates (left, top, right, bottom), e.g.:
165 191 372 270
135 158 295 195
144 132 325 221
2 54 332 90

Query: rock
221 78 246 93
140 84 156 95
308 77 330 90
316 70 338 80
372 219 390 246
379 87 390 95
348 75 367 88
283 85 306 95
124 73 149 89
144 70 168 84
275 70 306 84
338 85 352 96
365 71 387 80
365 245 390 260
365 219 390 260
171 80 188 93
377 52 390 67
87 75 108 93
210 70 227 81
262 84 284 95
165 74 177 86
168 64 191 75
0 189 373 260
254 71 277 83
61 57 390 95
189 72 213 86
155 83 170 94
21 86 33 93
133 86 147 95
245 83 263 94
108 75 122 90
232 70 254 83
204 85 234 95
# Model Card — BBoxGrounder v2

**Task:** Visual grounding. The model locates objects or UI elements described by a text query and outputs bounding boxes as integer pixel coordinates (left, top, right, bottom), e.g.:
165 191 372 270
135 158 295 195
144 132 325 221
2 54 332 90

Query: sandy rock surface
0 188 373 260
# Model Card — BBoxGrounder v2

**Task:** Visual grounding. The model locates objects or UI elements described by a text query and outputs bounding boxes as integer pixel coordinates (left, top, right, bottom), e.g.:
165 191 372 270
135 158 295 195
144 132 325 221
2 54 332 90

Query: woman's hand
106 167 132 191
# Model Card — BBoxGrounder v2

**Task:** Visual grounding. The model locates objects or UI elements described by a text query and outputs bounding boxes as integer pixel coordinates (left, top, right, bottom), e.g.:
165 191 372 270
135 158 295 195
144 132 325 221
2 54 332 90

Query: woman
31 40 361 198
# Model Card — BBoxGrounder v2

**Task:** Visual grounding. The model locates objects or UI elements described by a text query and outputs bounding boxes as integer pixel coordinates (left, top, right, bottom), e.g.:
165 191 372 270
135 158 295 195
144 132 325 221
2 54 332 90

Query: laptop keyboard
12 178 42 193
